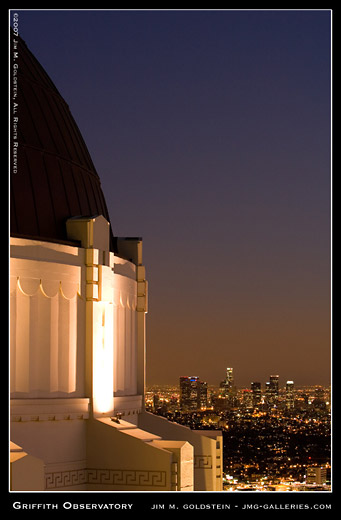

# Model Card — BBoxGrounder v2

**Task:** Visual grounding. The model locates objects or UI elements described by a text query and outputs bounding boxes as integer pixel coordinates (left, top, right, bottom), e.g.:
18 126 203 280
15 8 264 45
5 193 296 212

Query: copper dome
10 32 116 250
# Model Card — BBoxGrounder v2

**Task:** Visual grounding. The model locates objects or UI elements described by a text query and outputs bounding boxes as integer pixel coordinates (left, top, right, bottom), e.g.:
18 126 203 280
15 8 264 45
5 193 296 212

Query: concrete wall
139 412 223 491
10 442 45 491
86 418 174 491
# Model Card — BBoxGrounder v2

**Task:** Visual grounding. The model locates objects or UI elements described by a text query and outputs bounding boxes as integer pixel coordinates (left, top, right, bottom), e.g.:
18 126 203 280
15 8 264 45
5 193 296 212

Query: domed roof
10 32 116 250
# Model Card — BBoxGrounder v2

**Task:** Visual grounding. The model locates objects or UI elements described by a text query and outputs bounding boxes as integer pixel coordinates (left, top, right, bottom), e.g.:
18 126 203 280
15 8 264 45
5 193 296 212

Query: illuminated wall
9 219 217 491
10 217 144 415
10 240 85 397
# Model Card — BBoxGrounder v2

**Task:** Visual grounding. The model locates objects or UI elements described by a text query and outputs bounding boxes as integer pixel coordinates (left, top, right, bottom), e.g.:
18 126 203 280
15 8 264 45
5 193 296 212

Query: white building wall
10 249 85 398
113 279 138 396
10 235 143 489
9 229 200 492
10 237 140 403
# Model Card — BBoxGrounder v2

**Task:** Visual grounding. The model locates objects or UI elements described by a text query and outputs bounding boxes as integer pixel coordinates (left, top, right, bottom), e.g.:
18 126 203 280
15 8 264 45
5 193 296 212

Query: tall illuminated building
9 31 222 492
180 377 200 411
179 377 207 411
265 375 279 407
286 381 295 410
199 380 208 410
270 375 279 397
220 367 234 396
251 382 261 408
225 367 234 389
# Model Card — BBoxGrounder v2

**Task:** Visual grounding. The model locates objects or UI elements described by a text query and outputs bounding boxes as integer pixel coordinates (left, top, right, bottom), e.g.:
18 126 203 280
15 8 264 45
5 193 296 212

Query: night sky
11 9 331 388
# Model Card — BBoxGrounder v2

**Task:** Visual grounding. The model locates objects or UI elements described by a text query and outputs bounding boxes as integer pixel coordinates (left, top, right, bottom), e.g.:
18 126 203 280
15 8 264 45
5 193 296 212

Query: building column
67 216 114 418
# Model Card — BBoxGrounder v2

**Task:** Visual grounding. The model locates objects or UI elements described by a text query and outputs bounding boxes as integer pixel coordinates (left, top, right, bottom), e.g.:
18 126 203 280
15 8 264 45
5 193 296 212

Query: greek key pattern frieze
194 455 212 469
45 468 167 489
45 469 87 489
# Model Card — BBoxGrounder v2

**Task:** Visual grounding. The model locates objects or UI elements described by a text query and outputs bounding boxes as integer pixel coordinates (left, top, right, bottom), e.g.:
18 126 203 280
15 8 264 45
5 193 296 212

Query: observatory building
9 32 222 492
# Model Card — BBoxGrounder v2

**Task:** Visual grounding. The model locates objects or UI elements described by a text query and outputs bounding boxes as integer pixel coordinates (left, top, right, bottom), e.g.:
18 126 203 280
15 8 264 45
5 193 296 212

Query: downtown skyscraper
179 376 207 411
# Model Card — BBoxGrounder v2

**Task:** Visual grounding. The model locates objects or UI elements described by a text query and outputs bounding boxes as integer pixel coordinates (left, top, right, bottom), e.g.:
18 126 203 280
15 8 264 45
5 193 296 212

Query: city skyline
10 9 332 387
145 378 331 492
149 370 330 391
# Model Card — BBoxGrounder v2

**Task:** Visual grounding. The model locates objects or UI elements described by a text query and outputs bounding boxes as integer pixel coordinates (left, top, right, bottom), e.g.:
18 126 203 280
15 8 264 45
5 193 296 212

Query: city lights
146 369 331 492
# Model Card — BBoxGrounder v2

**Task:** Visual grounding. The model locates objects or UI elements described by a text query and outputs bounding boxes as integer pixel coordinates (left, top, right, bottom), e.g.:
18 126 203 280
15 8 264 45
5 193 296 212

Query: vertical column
10 287 17 392
115 238 148 403
113 292 120 395
71 216 114 417
58 294 78 393
92 301 114 415
85 246 115 416
115 298 126 394
49 293 59 392
84 247 98 407
14 286 30 393
136 264 148 404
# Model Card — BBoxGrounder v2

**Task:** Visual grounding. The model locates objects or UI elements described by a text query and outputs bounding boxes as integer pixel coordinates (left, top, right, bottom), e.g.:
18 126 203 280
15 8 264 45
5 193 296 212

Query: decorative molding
14 276 81 300
194 455 212 469
87 468 166 487
45 469 87 489
45 468 167 489
11 413 88 422
10 398 90 422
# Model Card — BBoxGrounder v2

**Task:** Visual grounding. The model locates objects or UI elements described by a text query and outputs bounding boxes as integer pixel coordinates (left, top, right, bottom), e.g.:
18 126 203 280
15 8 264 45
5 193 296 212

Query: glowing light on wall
93 302 114 414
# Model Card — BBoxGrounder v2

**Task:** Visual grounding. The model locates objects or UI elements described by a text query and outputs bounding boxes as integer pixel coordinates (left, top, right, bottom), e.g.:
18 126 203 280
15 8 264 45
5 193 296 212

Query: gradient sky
11 9 332 388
